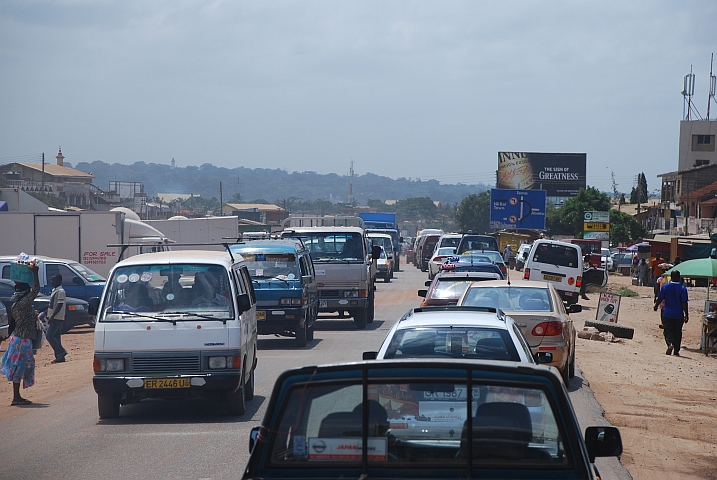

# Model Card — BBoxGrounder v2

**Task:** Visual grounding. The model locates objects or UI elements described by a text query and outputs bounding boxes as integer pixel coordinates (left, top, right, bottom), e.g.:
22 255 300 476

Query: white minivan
523 239 583 305
92 250 258 418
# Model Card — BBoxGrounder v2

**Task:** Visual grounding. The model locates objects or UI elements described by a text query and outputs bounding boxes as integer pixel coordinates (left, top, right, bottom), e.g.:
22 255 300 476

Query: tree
554 187 612 237
394 197 437 222
629 173 648 204
608 210 646 245
229 192 243 203
455 192 490 233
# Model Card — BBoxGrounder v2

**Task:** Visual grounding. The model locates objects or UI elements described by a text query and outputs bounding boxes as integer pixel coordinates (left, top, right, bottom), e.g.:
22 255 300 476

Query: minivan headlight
344 290 359 298
280 298 302 305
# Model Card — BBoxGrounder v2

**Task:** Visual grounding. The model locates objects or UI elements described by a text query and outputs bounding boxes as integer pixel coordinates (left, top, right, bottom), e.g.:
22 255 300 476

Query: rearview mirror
424 280 432 287
249 426 261 453
362 351 377 360
371 245 381 260
237 293 252 314
569 304 582 313
585 426 622 462
533 352 553 364
418 289 427 298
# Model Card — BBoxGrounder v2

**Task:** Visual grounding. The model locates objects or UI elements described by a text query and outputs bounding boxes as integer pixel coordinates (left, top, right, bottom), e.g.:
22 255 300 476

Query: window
692 135 716 152
695 159 710 167
698 135 712 144
45 264 80 287
383 327 520 361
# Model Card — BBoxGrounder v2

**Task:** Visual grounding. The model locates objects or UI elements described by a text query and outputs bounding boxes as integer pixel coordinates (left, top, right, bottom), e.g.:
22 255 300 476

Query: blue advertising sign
490 189 547 230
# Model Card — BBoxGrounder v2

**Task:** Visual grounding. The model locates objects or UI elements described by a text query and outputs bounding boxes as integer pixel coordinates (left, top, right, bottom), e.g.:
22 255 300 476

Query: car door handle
517 323 527 327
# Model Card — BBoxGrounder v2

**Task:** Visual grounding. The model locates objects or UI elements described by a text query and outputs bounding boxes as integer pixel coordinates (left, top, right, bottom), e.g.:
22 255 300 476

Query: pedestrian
45 274 68 363
653 269 689 356
636 259 650 286
1 263 40 405
650 252 665 298
580 253 592 300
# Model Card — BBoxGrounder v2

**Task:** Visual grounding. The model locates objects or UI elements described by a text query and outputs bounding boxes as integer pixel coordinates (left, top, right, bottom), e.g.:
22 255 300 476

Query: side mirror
533 352 553 364
585 426 622 462
362 351 378 360
73 276 84 286
451 248 456 254
302 275 313 285
424 280 432 287
249 426 261 453
88 297 100 316
418 289 427 298
371 245 381 260
237 293 252 314
569 304 582 313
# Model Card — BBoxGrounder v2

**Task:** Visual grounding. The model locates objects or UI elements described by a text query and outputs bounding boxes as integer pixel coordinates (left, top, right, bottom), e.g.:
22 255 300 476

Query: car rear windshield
461 287 553 312
430 279 478 299
531 243 579 268
267 378 569 468
383 327 520 362
290 232 365 262
458 236 499 253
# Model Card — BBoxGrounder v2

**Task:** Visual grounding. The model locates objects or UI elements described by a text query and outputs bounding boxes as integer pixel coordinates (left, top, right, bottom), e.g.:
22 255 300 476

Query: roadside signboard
584 211 610 223
584 211 610 242
497 152 586 197
596 292 621 323
490 189 547 230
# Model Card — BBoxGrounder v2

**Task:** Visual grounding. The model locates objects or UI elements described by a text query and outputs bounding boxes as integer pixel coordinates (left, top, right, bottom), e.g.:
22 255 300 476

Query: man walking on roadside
651 252 665 298
654 269 689 356
46 274 68 363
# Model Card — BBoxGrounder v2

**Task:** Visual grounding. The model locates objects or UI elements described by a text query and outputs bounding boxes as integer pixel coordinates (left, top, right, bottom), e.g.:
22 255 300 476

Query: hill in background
74 160 490 205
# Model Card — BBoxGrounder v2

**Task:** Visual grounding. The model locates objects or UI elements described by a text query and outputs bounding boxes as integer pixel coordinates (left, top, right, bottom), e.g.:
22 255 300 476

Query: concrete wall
0 188 49 212
678 120 717 171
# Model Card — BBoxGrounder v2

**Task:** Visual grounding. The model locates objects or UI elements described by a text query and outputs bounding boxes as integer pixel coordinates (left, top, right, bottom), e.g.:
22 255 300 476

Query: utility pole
219 181 223 216
41 152 45 193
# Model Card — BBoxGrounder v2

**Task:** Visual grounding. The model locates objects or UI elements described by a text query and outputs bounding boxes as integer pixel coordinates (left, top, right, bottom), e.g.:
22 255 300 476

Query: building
0 148 119 210
222 203 288 225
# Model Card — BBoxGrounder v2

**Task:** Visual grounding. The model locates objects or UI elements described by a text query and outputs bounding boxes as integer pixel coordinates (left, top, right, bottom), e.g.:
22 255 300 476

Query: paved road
1 263 630 479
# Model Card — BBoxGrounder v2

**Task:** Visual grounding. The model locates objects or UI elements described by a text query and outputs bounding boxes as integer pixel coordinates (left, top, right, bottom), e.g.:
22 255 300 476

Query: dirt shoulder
574 274 717 480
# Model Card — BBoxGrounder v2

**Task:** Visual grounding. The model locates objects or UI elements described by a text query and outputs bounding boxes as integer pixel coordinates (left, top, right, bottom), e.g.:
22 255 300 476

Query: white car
427 247 457 279
601 248 614 271
370 306 545 364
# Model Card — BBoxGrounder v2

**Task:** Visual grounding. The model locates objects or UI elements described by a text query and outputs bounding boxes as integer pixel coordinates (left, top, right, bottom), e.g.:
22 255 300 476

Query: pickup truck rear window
268 379 568 468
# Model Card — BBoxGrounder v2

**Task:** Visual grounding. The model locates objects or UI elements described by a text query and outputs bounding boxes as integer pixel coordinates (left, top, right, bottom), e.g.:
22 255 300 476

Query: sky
1 0 716 196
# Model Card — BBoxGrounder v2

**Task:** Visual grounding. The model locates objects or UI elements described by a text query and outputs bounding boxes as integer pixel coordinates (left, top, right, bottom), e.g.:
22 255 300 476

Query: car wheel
244 366 255 401
560 360 570 385
295 321 308 347
366 289 375 324
88 315 97 328
98 393 121 419
568 348 576 379
353 309 367 330
307 322 315 341
584 319 635 340
226 385 246 415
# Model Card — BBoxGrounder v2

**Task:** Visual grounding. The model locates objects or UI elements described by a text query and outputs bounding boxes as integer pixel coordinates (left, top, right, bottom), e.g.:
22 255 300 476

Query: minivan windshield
289 232 365 262
100 264 234 322
531 243 579 268
240 253 298 279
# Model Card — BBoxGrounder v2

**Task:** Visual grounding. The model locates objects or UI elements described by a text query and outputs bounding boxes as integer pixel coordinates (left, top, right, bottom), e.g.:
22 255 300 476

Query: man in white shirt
46 274 68 363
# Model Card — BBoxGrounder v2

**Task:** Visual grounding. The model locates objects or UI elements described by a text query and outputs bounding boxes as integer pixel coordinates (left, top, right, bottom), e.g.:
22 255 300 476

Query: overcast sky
1 1 715 195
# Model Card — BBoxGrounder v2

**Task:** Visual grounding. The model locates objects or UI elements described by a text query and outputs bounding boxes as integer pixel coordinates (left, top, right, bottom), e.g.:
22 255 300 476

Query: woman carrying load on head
1 263 40 406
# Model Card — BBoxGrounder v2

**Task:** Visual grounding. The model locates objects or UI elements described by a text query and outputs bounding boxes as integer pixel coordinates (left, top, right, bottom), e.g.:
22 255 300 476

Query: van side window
1 265 10 279
299 256 308 277
240 266 256 305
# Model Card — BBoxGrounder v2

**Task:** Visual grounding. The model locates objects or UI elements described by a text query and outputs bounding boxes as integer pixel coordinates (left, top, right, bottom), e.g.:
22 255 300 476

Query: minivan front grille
320 290 340 298
132 355 201 374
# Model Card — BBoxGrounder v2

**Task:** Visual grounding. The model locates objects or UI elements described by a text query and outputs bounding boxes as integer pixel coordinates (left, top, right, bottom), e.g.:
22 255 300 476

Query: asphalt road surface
1 263 630 480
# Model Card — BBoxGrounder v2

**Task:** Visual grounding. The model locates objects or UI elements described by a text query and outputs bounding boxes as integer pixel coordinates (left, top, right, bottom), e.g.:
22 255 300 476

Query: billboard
490 189 547 230
497 152 586 197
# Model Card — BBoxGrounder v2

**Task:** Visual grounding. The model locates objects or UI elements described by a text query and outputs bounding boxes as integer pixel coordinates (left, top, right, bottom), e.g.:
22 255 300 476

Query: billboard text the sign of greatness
497 152 586 197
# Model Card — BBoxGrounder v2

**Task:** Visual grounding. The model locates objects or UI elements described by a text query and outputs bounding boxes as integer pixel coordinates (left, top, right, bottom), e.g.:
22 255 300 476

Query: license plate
543 274 562 282
144 378 190 389
319 300 328 308
257 311 266 321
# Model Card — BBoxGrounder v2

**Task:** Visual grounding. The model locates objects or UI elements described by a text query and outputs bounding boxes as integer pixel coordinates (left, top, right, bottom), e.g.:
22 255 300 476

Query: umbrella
626 242 649 252
665 257 717 299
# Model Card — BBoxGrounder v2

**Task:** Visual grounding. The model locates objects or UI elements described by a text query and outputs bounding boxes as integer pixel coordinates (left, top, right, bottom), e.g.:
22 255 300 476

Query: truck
0 211 171 278
145 216 240 251
281 215 380 329
359 212 402 272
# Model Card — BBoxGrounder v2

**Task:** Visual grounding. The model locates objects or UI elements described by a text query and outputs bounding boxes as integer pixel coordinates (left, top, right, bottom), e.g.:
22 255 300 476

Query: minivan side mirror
371 245 381 260
362 351 377 360
249 426 261 453
585 426 622 462
569 304 582 313
88 297 100 316
418 289 427 298
237 293 252 314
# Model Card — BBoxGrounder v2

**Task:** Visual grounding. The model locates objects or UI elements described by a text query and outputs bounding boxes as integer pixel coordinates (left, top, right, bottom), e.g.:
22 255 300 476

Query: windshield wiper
269 277 290 286
106 310 178 325
163 311 229 324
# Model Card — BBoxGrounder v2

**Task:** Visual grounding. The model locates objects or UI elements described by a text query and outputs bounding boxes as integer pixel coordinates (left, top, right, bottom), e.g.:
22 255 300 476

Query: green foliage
609 209 646 245
629 173 648 204
455 191 490 233
27 192 67 209
551 187 612 236
367 199 395 211
394 197 437 222
229 192 243 203
617 286 639 298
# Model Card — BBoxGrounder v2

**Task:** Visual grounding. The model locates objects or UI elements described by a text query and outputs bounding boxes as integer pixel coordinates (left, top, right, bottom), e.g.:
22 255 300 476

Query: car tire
353 309 367 330
226 385 246 416
307 322 315 341
367 290 375 324
560 360 570 385
98 393 121 419
295 321 308 347
244 366 255 401
88 315 97 328
568 348 576 379
584 319 635 340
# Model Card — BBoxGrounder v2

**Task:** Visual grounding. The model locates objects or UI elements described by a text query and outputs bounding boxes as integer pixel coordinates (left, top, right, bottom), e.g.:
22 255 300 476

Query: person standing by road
45 274 68 364
653 269 689 356
650 252 665 298
1 264 40 405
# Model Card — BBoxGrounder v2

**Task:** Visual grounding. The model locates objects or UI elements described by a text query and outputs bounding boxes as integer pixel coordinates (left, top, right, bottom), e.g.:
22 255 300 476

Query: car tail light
532 321 563 336
499 264 507 274
434 256 447 263
576 276 582 288
441 263 456 270
524 268 530 280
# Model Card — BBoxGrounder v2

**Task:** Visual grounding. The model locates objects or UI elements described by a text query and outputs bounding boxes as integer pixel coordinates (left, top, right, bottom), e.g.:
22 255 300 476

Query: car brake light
524 268 530 280
499 264 507 274
576 276 582 288
532 321 563 336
